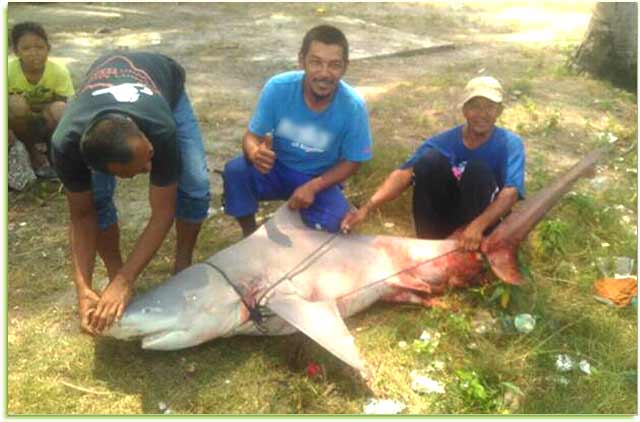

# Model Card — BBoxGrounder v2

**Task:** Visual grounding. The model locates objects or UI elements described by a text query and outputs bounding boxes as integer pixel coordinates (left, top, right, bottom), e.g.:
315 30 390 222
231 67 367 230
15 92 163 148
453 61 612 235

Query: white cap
461 76 504 105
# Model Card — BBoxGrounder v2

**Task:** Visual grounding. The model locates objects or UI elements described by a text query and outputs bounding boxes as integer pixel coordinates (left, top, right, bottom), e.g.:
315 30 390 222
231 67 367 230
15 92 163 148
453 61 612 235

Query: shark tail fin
482 147 607 285
483 239 524 285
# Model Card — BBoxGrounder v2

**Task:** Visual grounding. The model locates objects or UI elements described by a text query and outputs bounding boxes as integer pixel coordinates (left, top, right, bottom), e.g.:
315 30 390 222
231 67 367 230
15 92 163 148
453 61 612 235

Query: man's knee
223 155 254 195
464 160 492 177
92 172 117 221
176 193 210 223
223 156 251 180
177 151 211 220
300 186 349 233
178 158 210 199
94 198 118 230
300 208 346 233
460 160 496 188
222 155 260 217
413 149 449 181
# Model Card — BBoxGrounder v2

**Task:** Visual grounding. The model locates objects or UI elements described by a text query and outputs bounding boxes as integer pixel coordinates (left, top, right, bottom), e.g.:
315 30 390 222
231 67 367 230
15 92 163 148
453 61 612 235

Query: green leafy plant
446 313 471 338
536 219 570 256
488 284 511 309
454 369 499 411
412 329 441 355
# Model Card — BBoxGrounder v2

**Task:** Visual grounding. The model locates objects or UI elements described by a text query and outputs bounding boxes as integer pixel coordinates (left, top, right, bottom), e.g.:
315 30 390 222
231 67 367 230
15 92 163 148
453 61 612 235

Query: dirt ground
9 1 638 416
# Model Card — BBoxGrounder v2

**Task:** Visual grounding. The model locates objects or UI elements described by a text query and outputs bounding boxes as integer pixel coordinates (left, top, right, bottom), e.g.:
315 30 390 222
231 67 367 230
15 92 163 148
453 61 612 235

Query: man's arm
340 168 413 232
459 186 519 251
243 131 275 174
89 183 177 333
66 190 102 334
288 160 361 210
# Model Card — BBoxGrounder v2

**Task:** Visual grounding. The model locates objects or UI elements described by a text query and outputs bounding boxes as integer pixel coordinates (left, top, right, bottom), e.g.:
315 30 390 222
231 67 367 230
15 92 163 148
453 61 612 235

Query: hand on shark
340 206 370 233
78 288 101 335
89 274 134 334
459 221 484 251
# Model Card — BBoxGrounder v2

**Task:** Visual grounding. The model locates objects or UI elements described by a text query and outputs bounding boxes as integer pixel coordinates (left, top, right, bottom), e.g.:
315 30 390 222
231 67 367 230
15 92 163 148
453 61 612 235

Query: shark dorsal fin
267 280 366 372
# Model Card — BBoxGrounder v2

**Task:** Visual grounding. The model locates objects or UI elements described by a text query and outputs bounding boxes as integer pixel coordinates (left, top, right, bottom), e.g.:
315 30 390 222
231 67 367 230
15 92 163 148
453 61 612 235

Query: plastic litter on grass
555 354 574 372
363 398 406 414
410 371 445 394
514 313 536 333
579 359 592 375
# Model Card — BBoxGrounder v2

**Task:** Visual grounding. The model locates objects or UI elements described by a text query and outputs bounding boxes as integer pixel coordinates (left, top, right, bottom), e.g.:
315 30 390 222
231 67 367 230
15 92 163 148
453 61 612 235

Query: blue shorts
92 92 211 230
223 156 350 233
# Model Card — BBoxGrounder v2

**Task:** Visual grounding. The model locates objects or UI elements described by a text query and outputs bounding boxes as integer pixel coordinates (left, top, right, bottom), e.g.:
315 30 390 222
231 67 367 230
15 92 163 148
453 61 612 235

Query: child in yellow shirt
8 21 75 179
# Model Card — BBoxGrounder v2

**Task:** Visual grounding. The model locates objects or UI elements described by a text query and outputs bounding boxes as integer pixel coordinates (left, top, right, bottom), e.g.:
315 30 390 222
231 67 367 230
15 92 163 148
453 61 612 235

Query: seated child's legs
42 101 66 132
8 94 31 141
8 94 51 170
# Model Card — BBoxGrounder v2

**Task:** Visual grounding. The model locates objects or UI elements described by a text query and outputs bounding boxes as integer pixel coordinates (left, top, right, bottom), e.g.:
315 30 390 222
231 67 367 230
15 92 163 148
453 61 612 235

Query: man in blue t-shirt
341 76 525 251
223 25 373 236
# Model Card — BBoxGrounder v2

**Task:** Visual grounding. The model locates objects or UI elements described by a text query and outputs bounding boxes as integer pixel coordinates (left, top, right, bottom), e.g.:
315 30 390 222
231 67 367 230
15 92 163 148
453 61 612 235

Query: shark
104 147 605 377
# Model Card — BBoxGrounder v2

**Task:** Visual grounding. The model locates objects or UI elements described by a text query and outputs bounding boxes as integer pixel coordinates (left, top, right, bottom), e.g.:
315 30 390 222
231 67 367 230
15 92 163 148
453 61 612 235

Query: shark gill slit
201 261 269 333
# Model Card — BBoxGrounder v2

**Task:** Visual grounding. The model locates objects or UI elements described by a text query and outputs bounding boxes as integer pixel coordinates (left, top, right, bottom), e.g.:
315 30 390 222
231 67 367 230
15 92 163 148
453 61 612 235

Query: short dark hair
299 25 349 63
11 21 50 51
80 113 140 173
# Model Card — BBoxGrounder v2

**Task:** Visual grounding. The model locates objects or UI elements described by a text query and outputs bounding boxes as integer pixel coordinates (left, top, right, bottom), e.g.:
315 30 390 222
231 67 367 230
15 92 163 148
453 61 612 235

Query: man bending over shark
51 52 210 335
223 25 373 236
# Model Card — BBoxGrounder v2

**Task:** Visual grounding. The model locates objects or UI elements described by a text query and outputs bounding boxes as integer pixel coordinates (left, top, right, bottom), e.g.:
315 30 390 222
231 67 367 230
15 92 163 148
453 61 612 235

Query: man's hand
77 288 101 335
288 182 317 210
249 135 276 174
88 274 134 334
459 221 485 251
340 206 370 233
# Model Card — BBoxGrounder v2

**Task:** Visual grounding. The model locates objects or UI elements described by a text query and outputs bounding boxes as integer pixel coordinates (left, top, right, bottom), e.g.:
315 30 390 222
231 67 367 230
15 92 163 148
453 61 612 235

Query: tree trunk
573 2 637 92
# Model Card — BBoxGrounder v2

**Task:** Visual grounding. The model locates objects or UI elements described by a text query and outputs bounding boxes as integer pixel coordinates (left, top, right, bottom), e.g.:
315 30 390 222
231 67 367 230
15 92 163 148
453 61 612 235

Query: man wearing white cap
341 76 525 251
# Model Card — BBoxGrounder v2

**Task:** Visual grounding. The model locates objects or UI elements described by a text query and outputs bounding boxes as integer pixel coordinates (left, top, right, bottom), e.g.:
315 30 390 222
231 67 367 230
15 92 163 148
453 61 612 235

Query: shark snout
103 263 246 350
105 302 178 340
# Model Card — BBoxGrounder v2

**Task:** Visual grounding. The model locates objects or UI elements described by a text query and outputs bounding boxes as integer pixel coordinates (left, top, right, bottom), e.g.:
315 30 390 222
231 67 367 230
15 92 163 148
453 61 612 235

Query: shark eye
141 306 164 315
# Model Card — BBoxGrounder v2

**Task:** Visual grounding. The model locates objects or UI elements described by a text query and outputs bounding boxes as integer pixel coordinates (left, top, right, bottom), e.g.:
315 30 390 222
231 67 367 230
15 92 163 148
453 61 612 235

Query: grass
6 1 637 416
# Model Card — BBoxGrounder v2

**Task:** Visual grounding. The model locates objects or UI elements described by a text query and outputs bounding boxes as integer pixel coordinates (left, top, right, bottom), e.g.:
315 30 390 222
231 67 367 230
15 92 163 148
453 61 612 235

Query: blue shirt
402 125 526 198
248 71 373 175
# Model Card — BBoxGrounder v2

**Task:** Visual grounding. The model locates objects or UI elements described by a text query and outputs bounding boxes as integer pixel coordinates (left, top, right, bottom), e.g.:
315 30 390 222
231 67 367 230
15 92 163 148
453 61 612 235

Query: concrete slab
8 3 454 83
249 13 455 63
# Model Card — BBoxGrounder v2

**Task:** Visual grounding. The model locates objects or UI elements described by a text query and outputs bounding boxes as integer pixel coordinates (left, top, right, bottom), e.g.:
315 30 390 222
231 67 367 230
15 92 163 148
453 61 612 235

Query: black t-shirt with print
51 52 186 192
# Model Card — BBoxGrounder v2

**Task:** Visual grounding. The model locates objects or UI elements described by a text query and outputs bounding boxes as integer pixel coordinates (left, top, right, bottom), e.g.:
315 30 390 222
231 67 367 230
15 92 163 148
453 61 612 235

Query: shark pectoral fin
141 330 197 351
267 291 366 373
